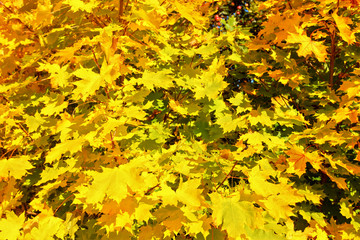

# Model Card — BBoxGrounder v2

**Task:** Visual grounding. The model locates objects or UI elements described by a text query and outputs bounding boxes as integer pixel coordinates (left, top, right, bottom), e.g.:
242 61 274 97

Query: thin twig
1 148 15 159
216 160 239 190
16 122 33 141
119 0 124 21
329 30 336 88
91 49 101 70
54 194 74 215
145 184 160 195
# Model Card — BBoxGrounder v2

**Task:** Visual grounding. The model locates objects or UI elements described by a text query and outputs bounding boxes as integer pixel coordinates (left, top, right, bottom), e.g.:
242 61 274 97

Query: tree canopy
1 0 360 239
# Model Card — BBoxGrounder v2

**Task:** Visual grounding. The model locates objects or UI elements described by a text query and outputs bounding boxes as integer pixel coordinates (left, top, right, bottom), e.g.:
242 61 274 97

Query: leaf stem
91 49 101 70
216 160 238 190
16 122 33 141
54 194 74 215
119 0 124 21
329 30 336 88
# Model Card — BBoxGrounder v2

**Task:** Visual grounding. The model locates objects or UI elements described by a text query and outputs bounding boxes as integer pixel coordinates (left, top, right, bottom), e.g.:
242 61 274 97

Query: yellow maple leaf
210 192 263 239
240 131 286 152
153 183 178 206
248 109 274 127
174 1 207 27
33 0 54 29
339 79 360 98
76 164 158 207
26 212 65 239
46 138 85 164
37 62 71 88
72 67 104 101
0 155 33 179
216 113 243 133
41 95 68 116
313 225 329 240
249 165 277 197
144 0 167 15
249 162 304 221
134 197 158 222
228 92 252 114
100 59 121 88
176 178 203 210
287 27 327 62
194 57 228 100
100 212 131 232
153 205 187 232
25 112 46 133
75 167 129 206
134 69 174 91
332 12 355 45
261 194 298 221
63 0 99 13
0 211 25 240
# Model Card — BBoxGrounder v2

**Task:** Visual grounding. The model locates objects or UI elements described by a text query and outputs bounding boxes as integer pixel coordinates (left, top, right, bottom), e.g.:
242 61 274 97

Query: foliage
1 0 360 239
211 0 262 34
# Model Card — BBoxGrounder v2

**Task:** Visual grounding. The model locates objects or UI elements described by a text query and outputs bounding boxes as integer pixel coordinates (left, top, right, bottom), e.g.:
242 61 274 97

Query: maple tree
1 0 360 239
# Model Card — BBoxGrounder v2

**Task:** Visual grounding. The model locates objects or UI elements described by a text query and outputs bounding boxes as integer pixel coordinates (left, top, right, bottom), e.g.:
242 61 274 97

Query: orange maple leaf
285 145 322 175
287 27 327 62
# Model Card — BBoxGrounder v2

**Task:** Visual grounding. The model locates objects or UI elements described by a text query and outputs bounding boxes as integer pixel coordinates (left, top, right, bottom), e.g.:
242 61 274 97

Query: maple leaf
63 0 99 13
240 131 286 151
261 193 301 221
75 163 158 207
248 109 274 127
0 155 33 179
287 27 327 62
216 113 244 133
249 165 278 197
25 212 65 239
46 138 86 164
0 211 25 240
143 0 167 15
174 1 207 27
194 58 228 100
176 178 203 210
339 79 360 98
168 99 200 116
33 0 54 29
147 122 172 144
25 112 46 133
36 162 73 186
139 225 165 240
322 168 349 190
41 94 68 116
122 105 147 121
134 69 174 91
332 12 355 45
285 145 322 176
99 59 121 88
313 225 330 240
3 0 360 237
72 66 104 101
37 62 71 88
152 183 178 206
228 92 252 114
75 167 129 206
134 197 158 222
210 192 263 239
249 163 304 221
153 205 187 233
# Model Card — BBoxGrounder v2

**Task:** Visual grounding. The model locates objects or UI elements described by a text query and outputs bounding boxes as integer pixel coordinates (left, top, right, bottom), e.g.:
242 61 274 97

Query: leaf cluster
1 0 360 239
